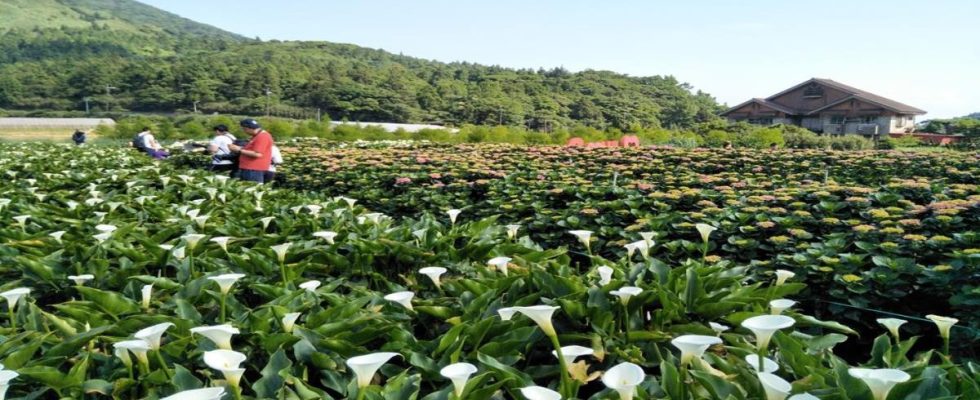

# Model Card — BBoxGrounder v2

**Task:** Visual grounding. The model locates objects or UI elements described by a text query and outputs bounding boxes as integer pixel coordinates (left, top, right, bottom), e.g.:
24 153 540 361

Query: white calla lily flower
926 314 958 340
446 209 462 225
639 231 656 246
671 335 722 365
551 345 594 363
313 231 338 244
769 299 797 315
172 246 186 260
190 324 240 350
568 230 593 249
94 224 117 233
12 215 30 229
181 234 206 251
787 394 820 400
709 322 730 334
299 280 321 292
487 256 512 275
626 240 651 259
695 223 716 243
1 288 31 312
497 307 518 321
270 243 291 263
506 224 521 240
758 372 792 400
346 352 400 388
49 230 66 244
141 284 153 309
745 354 779 373
513 305 560 337
192 216 209 228
210 236 232 252
363 212 384 224
419 267 448 288
876 318 907 340
160 387 226 400
742 315 795 351
384 291 415 311
520 385 562 400
848 368 910 400
774 270 795 286
113 339 151 366
282 312 301 333
440 362 478 397
610 286 643 305
602 362 645 400
68 274 95 286
208 274 246 295
260 216 275 230
597 266 614 286
203 349 247 388
134 322 174 350
623 242 637 258
93 232 112 244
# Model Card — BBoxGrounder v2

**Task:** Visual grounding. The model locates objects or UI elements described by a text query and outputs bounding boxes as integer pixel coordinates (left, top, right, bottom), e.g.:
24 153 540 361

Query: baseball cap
239 119 261 129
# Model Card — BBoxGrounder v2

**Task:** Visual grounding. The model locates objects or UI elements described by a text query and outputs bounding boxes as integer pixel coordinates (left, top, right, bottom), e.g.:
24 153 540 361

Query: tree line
0 27 723 131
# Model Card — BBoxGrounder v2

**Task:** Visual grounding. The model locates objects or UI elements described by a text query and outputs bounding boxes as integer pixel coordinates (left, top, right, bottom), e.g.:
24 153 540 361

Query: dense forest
919 113 980 137
0 0 723 130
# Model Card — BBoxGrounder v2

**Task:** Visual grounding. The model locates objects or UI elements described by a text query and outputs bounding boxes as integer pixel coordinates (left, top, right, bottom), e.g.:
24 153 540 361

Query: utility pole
316 108 321 122
265 87 272 117
104 85 117 112
83 97 91 115
193 100 200 113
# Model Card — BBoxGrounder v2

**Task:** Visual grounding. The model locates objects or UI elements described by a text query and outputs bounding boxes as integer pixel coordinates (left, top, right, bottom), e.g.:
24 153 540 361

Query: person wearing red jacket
229 118 275 183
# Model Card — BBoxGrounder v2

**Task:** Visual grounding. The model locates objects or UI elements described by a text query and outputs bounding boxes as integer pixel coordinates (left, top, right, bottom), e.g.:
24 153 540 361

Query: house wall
724 102 789 123
890 115 916 133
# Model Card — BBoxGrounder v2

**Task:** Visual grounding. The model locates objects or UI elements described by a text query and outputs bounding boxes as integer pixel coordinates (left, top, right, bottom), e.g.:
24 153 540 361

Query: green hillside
0 0 243 39
0 0 722 129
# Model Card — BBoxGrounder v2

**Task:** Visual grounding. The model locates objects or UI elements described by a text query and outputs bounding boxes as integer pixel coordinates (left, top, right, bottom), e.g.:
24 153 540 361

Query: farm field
1 142 978 399
0 128 92 142
263 141 980 338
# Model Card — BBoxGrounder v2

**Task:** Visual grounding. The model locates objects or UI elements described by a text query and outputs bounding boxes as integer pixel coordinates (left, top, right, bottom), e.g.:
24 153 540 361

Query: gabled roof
767 78 926 115
720 98 799 116
804 94 922 115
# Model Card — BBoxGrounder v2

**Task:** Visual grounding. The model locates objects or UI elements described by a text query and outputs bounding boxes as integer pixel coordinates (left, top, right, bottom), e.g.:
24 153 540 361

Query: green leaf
380 371 421 400
75 286 140 317
476 352 532 388
172 364 204 392
254 348 292 398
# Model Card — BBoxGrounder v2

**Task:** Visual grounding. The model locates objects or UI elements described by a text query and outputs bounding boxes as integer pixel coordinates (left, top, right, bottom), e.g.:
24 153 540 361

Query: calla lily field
0 142 978 399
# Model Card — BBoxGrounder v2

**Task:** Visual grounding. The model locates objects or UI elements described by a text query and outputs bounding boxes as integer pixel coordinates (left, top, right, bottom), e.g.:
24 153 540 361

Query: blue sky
141 0 979 119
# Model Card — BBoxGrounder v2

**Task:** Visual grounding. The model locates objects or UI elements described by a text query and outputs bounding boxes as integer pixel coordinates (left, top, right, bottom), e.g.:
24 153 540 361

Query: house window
747 118 773 125
829 116 844 124
861 116 878 123
803 83 824 98
895 116 905 126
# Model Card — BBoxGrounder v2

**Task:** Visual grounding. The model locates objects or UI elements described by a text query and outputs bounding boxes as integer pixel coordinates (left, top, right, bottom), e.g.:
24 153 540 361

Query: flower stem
232 385 243 400
220 293 227 323
757 345 766 376
154 350 173 379
356 388 366 400
280 261 288 288
8 307 15 330
623 302 631 345
548 334 573 398
943 337 950 356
